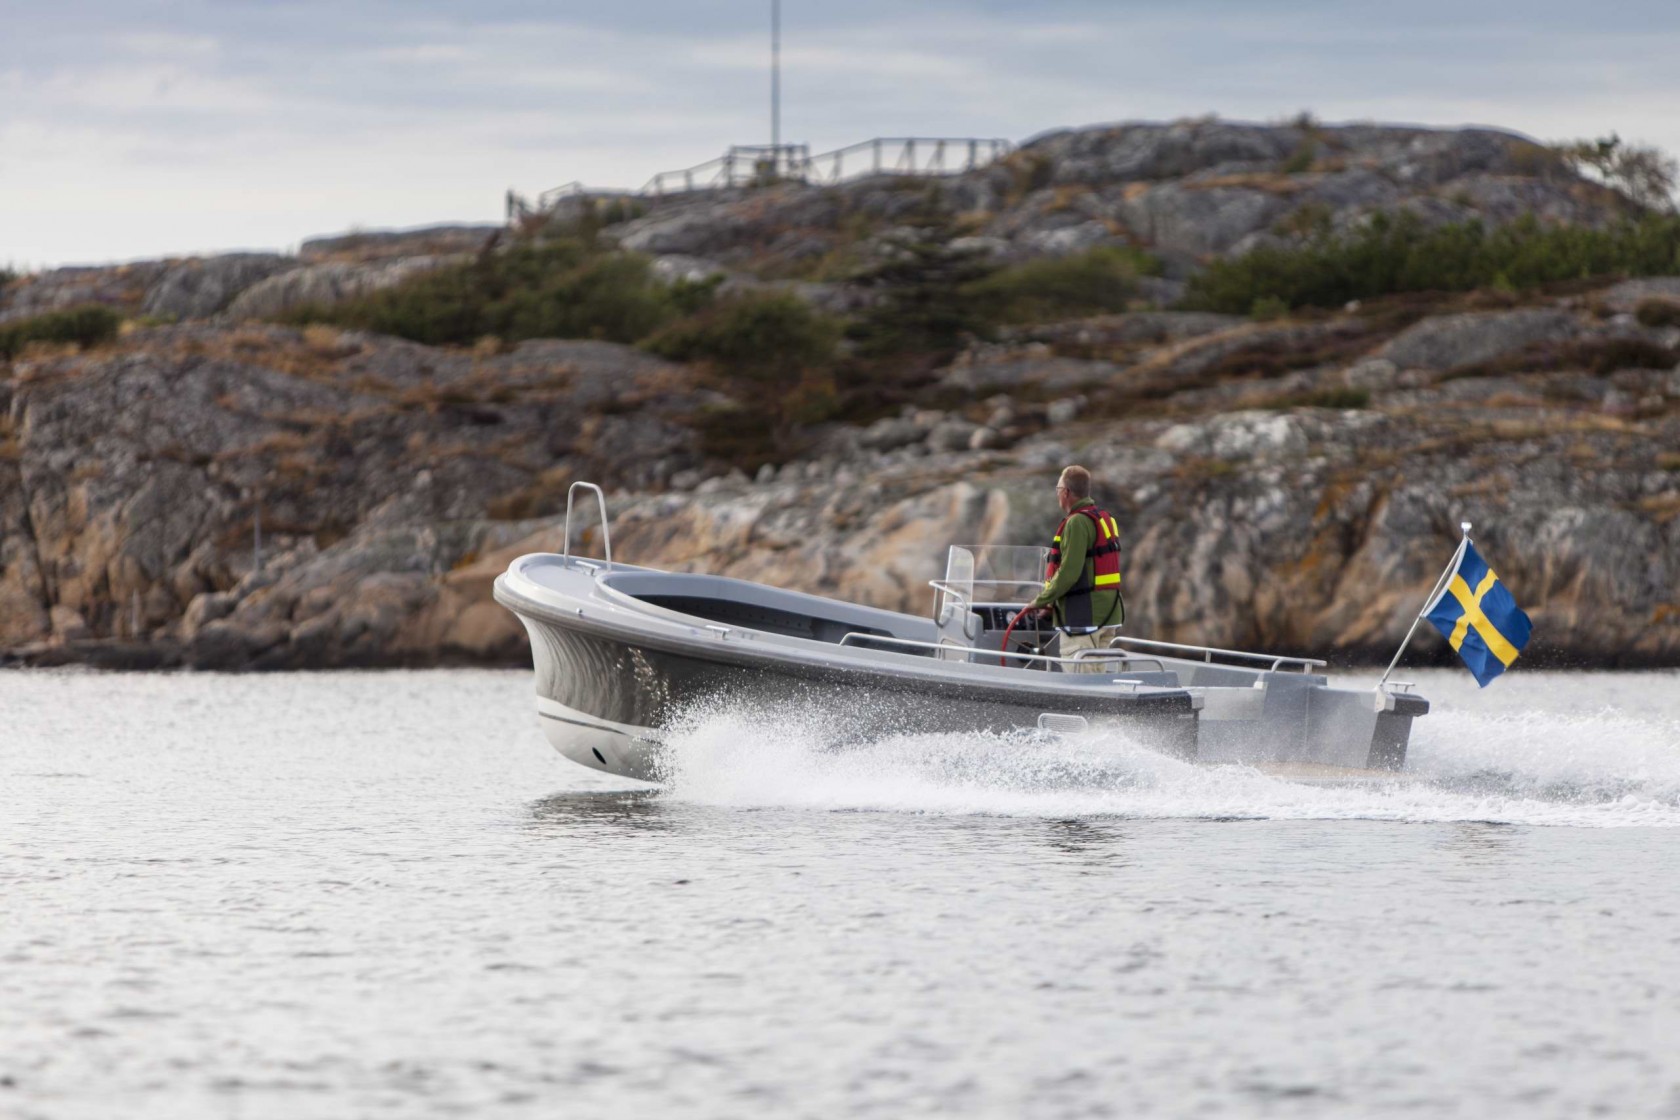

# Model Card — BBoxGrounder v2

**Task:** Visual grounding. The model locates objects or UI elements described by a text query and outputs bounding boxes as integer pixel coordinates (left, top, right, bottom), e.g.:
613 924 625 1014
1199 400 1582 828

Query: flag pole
1376 520 1472 690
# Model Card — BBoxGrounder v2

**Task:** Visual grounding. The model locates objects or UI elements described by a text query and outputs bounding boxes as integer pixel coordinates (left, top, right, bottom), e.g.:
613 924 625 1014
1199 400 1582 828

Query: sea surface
3 668 1679 1119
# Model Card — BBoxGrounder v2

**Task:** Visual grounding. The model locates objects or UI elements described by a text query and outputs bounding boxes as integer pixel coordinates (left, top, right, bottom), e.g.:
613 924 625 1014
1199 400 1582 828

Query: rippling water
4 668 1679 1118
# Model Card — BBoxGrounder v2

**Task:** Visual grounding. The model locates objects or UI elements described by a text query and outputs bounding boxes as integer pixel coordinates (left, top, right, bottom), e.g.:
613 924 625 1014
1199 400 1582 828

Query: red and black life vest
1047 504 1124 632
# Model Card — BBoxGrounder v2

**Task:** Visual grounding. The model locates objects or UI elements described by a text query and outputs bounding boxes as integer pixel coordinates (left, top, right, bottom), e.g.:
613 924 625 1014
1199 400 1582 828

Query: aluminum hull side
510 610 1200 781
1188 669 1427 771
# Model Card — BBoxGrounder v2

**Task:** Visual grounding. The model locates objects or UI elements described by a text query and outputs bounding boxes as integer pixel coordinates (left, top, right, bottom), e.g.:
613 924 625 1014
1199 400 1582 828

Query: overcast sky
3 0 1678 267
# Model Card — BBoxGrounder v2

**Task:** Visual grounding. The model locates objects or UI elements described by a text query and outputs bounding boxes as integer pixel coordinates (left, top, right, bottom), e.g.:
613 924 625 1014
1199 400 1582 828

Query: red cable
998 609 1029 667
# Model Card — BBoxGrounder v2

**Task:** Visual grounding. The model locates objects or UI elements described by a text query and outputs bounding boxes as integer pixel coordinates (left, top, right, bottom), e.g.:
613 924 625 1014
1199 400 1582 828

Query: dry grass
260 406 342 432
188 325 377 388
1483 415 1631 442
1170 456 1239 482
1093 322 1389 410
420 439 511 465
1045 185 1093 214
17 340 85 361
216 430 314 462
1183 172 1312 196
1482 391 1546 409
1634 491 1680 524
275 451 327 479
487 465 574 521
301 323 362 358
1567 439 1602 464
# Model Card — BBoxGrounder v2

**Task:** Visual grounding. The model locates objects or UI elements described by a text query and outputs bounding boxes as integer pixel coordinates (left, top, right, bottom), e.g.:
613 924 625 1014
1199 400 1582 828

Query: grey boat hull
494 552 1428 784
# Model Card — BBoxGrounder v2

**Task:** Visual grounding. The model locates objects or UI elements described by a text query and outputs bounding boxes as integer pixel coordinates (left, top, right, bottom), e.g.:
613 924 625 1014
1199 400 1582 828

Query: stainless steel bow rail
836 632 1168 674
924 577 1324 674
562 481 612 568
1101 635 1327 674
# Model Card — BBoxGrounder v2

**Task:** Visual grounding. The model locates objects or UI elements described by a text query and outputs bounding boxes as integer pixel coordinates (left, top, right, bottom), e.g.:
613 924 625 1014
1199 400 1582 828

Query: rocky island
3 117 1677 671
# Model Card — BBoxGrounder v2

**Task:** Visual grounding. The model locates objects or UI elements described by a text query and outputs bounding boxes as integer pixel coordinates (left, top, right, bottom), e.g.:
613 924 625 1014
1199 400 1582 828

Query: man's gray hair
1058 465 1091 498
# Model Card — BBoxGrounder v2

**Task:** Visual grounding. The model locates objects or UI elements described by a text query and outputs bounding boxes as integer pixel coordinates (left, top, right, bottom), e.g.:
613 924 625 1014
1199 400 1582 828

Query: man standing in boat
1020 465 1125 673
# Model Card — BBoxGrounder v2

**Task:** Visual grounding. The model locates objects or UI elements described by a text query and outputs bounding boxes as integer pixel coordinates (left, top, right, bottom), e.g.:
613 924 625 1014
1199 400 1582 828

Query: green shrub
596 198 647 226
965 246 1157 325
1249 295 1290 322
1280 137 1318 175
1003 152 1056 203
1442 336 1680 381
846 229 999 357
1508 140 1570 179
1273 202 1333 239
1576 337 1678 375
644 293 839 380
1302 387 1369 409
1269 387 1371 410
1183 212 1680 314
1552 134 1678 210
649 294 844 467
1635 298 1680 328
500 253 674 343
689 401 781 472
0 305 122 358
283 239 707 347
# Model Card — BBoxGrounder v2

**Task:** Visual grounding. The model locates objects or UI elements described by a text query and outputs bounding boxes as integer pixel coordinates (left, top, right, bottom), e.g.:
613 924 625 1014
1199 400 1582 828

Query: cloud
1 0 1678 266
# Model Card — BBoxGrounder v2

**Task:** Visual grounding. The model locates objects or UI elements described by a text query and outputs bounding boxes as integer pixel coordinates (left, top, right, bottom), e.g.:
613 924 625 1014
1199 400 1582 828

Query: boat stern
1192 675 1430 771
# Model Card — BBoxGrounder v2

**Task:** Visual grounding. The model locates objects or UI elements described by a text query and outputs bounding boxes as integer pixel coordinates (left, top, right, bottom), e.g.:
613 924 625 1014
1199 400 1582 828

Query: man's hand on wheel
1014 607 1050 625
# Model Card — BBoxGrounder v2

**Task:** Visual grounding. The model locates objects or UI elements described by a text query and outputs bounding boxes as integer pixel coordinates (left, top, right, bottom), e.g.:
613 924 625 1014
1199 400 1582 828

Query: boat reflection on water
526 789 672 834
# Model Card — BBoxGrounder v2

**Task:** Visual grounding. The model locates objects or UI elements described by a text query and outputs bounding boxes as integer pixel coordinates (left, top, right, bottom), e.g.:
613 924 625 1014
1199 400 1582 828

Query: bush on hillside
964 246 1157 325
1182 213 1680 313
282 240 715 347
844 221 1001 358
1635 298 1680 328
1269 387 1370 410
646 293 844 466
1441 336 1680 382
1553 135 1678 211
642 293 840 380
0 305 122 359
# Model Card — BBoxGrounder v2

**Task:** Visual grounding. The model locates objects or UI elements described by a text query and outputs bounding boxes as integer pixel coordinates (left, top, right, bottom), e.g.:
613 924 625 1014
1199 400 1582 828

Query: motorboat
493 483 1430 784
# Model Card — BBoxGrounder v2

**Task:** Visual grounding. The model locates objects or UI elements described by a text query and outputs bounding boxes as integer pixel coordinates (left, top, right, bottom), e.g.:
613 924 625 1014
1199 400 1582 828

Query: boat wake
656 694 1680 828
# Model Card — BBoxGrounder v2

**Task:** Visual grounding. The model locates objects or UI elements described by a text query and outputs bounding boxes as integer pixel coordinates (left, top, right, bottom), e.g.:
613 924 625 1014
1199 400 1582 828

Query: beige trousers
1058 626 1125 674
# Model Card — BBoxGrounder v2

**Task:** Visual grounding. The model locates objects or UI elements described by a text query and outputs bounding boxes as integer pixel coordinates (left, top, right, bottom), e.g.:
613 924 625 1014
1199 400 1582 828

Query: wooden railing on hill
506 137 1015 224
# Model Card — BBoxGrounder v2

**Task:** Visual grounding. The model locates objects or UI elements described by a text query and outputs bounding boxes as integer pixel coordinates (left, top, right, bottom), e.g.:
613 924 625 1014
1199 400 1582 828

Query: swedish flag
1424 541 1532 687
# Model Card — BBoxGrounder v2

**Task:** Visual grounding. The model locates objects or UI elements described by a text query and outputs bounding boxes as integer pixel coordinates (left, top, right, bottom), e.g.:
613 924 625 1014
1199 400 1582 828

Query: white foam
659 674 1680 828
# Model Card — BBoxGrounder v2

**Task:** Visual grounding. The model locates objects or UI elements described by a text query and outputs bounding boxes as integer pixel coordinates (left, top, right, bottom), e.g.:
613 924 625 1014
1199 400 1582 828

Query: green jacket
1029 499 1123 629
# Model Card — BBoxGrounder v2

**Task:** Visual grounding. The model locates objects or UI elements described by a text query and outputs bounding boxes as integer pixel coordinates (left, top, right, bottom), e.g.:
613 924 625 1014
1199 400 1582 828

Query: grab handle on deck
563 482 612 568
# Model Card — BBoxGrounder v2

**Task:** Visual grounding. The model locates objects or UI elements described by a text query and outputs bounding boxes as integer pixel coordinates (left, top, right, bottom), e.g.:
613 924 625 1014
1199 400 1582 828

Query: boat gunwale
493 556 1202 713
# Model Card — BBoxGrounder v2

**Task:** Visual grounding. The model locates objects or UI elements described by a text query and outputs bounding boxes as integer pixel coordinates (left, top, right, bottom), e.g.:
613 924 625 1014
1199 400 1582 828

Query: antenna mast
771 0 781 157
